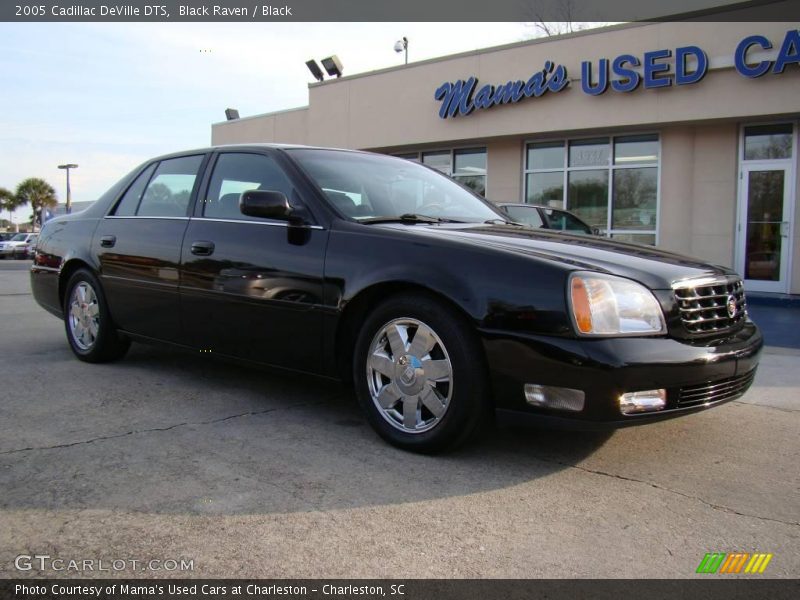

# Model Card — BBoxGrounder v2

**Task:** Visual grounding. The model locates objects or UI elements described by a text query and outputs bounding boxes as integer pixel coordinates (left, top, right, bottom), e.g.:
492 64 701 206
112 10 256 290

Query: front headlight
569 272 666 336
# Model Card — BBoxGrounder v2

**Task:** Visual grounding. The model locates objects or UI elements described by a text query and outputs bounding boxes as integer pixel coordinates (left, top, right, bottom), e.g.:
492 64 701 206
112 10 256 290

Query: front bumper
481 321 762 428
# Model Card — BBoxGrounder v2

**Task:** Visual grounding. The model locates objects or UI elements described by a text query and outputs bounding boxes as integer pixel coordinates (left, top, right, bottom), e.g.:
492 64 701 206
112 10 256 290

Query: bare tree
524 0 610 38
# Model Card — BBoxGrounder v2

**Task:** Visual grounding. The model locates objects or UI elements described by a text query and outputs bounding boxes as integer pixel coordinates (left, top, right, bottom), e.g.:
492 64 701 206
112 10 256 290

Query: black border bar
2 0 800 22
1 580 800 600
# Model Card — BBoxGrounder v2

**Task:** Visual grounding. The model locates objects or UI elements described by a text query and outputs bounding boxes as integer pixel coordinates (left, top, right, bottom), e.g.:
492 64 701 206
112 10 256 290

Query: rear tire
353 292 490 453
63 269 130 363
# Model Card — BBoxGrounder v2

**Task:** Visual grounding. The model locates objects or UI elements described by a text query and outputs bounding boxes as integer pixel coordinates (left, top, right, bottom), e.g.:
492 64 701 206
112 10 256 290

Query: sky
0 22 541 224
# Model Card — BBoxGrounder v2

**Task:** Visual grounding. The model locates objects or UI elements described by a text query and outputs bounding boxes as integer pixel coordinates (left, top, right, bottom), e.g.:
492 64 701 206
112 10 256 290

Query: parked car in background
0 232 37 259
498 203 598 235
31 145 761 453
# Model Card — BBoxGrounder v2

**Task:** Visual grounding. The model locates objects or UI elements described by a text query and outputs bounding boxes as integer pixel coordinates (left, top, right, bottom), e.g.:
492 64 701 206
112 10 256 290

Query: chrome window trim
104 216 190 221
102 215 324 229
193 217 325 230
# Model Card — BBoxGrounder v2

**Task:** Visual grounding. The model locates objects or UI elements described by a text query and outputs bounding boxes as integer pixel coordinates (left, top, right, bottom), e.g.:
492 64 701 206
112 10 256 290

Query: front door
179 150 327 372
737 124 795 294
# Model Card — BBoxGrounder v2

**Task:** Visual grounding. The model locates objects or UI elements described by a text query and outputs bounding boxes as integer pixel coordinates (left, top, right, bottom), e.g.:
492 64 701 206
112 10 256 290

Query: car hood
377 223 734 290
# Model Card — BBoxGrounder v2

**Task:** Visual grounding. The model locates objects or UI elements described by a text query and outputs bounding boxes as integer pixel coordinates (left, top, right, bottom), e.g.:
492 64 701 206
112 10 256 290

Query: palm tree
15 178 58 233
0 187 22 231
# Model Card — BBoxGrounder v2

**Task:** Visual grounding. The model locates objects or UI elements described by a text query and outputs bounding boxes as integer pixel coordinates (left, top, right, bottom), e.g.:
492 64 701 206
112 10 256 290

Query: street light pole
58 163 78 215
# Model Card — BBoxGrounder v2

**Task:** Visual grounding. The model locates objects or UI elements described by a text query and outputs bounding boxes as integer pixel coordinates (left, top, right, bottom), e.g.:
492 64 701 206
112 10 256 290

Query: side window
113 163 156 216
137 155 204 217
505 205 545 228
545 209 591 233
204 153 295 221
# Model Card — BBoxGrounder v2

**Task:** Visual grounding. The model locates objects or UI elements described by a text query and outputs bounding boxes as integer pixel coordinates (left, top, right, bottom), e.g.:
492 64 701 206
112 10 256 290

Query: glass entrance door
737 124 795 294
739 165 791 293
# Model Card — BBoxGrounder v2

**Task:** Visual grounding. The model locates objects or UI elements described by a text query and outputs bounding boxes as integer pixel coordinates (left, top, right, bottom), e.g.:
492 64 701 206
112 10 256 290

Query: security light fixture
305 59 325 82
321 55 343 78
394 37 408 65
225 108 240 121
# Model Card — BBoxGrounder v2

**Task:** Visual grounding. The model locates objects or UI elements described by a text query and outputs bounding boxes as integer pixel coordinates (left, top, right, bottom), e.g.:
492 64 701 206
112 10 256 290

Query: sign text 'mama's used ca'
434 28 800 119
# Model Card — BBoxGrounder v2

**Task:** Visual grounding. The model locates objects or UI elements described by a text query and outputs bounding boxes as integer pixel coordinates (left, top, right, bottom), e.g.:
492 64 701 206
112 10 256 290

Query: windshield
287 149 503 223
10 233 27 242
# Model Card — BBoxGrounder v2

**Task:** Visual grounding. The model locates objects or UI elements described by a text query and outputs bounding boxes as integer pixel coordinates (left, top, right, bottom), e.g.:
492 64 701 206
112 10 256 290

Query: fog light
619 389 667 414
524 384 585 412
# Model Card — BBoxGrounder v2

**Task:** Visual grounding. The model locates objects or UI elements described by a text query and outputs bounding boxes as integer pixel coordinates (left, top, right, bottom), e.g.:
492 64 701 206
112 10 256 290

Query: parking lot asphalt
0 260 798 579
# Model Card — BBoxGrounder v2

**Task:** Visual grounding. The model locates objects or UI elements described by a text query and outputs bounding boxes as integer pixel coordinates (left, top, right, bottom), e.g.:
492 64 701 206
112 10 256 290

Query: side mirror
240 190 294 221
591 227 601 235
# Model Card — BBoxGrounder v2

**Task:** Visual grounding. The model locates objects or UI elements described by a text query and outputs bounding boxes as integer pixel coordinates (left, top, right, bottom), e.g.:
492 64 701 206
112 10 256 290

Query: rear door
94 154 207 342
179 150 328 371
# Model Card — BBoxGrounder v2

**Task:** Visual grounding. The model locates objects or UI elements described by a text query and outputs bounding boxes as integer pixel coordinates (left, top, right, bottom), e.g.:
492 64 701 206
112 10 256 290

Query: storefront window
526 171 564 206
527 142 564 170
525 134 660 244
568 170 608 229
744 124 793 160
612 167 658 230
453 149 487 195
569 138 610 167
397 148 487 196
422 151 452 175
614 135 659 165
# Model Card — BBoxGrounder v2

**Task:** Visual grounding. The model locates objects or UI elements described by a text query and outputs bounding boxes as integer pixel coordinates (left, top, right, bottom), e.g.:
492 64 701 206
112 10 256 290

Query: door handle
190 241 215 256
100 235 116 248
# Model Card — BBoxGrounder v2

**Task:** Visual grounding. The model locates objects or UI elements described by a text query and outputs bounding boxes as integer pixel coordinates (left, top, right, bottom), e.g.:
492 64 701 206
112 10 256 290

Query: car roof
147 143 369 163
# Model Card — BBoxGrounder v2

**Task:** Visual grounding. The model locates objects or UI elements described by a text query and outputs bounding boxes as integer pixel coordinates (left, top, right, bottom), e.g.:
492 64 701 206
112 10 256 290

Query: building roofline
307 22 644 88
211 105 309 127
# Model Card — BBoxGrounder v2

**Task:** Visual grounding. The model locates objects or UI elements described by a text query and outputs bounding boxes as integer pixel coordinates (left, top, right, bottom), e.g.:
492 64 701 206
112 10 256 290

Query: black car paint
31 144 762 426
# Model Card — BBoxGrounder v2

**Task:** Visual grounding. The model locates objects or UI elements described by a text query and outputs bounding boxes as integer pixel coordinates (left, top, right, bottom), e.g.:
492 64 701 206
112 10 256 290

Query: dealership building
212 21 800 295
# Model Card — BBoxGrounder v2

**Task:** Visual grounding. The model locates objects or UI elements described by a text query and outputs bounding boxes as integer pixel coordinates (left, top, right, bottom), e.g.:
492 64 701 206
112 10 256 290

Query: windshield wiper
483 218 524 226
362 213 464 224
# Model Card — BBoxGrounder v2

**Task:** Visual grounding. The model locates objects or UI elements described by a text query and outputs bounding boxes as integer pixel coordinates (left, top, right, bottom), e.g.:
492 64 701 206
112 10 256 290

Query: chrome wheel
68 282 100 351
366 318 453 434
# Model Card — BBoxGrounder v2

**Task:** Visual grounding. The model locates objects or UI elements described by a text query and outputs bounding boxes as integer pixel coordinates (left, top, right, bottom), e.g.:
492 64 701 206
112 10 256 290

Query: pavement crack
541 458 800 528
731 400 800 414
0 397 336 456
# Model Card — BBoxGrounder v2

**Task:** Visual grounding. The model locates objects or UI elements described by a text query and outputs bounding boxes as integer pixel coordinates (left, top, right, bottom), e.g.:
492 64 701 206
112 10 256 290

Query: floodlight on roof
306 59 325 82
321 55 343 78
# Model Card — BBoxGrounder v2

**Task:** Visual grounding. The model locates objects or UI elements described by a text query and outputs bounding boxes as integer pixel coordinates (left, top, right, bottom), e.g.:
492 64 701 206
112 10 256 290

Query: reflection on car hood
376 222 734 289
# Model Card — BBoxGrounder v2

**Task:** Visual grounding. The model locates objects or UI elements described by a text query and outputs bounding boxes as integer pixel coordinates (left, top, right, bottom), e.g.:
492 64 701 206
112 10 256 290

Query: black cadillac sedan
31 145 762 452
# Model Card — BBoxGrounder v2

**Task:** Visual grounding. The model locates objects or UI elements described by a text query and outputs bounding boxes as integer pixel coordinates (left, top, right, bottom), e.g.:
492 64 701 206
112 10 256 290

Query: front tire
63 269 130 363
353 292 490 453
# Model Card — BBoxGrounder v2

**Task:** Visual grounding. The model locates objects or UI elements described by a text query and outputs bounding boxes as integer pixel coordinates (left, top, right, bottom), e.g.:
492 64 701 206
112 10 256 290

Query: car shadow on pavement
0 343 613 516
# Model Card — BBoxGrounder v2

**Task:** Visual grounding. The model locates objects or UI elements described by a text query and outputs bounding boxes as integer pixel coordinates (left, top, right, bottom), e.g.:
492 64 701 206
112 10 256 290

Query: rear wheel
64 269 130 362
353 293 490 453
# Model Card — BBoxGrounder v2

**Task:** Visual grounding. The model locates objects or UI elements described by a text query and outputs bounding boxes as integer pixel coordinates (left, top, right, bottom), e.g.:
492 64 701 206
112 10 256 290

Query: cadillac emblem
726 295 738 318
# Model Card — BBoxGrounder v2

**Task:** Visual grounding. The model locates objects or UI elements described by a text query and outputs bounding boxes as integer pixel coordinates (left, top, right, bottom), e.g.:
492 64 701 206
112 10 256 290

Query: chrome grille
676 369 756 408
673 277 746 335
